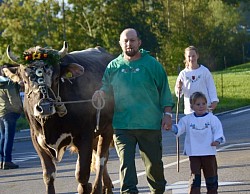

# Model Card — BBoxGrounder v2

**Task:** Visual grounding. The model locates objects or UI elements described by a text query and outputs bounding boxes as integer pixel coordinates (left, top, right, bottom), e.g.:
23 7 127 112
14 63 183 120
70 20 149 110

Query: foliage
16 114 29 131
0 0 63 61
20 47 60 66
0 0 249 74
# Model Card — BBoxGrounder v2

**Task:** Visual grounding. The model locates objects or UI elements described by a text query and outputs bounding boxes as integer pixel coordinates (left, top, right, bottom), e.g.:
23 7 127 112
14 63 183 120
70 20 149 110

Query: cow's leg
102 157 114 194
91 135 105 194
40 152 56 194
32 135 56 194
75 137 93 194
91 134 113 194
101 126 114 194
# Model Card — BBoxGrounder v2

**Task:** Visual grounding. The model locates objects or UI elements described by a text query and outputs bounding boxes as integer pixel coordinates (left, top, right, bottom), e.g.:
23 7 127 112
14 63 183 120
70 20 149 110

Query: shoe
0 162 2 169
3 162 19 170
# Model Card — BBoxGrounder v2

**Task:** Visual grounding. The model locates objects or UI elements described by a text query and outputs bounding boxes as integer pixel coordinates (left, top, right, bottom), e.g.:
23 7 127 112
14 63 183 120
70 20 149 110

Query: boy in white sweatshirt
172 92 225 194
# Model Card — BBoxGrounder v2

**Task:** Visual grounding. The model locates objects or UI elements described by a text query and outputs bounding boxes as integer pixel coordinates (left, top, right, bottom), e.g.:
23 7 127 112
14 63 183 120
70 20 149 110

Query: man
93 28 174 194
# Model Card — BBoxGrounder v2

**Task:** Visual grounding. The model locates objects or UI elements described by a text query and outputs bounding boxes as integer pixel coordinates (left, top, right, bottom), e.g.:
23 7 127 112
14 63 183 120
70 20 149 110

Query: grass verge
168 62 250 114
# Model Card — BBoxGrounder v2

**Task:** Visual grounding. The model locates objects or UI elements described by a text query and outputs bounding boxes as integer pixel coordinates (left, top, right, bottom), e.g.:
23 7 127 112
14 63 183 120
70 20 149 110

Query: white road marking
217 142 250 152
12 152 38 163
112 143 250 194
165 181 243 193
12 142 249 193
231 108 250 114
112 142 249 192
13 155 38 163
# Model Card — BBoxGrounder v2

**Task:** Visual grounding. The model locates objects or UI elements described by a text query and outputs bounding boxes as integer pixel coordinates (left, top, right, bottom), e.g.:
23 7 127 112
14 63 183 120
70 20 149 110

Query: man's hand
92 90 105 107
93 90 105 100
161 115 172 130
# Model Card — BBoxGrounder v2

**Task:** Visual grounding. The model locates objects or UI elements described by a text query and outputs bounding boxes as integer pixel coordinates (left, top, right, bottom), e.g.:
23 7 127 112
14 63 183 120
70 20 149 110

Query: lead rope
91 90 105 132
55 80 105 131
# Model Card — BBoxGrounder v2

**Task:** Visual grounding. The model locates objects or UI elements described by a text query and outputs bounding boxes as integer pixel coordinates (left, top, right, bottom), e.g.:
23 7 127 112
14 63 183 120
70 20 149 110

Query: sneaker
0 162 2 169
3 162 19 170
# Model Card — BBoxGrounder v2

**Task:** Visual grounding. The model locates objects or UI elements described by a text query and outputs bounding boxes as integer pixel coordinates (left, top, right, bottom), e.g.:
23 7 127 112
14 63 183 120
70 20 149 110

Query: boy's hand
211 141 220 146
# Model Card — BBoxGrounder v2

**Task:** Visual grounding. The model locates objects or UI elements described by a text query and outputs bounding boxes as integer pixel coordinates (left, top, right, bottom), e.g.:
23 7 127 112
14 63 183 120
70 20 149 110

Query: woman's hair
189 91 207 105
184 46 198 67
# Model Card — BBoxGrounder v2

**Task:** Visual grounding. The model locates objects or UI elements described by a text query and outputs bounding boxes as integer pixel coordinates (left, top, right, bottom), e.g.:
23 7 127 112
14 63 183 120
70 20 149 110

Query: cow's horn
58 41 68 58
6 45 19 64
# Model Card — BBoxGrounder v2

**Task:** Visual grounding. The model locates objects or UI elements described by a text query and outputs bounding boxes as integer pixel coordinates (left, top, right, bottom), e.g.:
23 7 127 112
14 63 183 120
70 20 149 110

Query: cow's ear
61 63 84 79
2 67 21 83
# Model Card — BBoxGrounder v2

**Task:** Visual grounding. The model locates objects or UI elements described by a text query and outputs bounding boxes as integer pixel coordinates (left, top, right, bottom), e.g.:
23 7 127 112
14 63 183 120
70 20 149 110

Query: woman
0 66 23 170
175 46 219 115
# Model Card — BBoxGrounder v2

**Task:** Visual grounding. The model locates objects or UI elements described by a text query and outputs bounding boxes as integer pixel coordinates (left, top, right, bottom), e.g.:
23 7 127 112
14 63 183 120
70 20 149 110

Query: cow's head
5 41 84 119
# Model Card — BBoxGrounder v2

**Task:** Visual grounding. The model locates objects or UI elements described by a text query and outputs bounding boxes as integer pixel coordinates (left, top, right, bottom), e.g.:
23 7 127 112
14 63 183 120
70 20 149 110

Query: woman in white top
175 46 219 115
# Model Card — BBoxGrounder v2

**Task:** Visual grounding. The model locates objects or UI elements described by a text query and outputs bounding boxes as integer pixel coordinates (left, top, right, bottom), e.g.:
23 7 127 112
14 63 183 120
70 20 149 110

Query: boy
172 92 225 194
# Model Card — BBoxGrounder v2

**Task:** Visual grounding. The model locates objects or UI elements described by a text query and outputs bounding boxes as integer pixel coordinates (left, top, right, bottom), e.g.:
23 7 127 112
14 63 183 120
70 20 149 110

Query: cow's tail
69 145 78 153
109 139 115 148
90 139 114 173
91 151 96 172
69 145 96 173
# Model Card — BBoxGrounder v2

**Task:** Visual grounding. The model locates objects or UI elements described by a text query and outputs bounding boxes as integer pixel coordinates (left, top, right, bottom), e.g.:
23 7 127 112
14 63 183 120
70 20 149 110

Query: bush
16 113 29 131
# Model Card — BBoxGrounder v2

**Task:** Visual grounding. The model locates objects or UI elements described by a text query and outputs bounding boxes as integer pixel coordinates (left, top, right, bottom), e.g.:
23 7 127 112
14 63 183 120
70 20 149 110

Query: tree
0 1 65 60
0 0 249 74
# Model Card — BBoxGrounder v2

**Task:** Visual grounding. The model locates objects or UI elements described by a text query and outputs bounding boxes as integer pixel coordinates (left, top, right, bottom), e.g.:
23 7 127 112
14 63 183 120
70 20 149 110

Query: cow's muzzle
34 98 56 117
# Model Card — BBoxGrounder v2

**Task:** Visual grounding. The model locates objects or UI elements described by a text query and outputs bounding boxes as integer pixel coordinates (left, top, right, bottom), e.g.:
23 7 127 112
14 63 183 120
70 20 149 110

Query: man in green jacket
93 28 174 194
0 67 23 170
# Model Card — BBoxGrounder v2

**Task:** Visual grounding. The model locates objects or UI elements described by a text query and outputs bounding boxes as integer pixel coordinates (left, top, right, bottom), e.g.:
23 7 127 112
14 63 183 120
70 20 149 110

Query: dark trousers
113 129 166 194
0 112 20 162
189 155 218 194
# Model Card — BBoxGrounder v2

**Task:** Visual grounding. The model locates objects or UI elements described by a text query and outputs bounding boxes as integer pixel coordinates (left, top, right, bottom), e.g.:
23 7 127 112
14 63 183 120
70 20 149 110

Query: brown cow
4 42 114 194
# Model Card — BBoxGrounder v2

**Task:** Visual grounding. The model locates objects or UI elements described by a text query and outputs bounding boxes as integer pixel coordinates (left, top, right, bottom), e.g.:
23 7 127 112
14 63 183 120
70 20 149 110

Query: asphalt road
0 107 250 194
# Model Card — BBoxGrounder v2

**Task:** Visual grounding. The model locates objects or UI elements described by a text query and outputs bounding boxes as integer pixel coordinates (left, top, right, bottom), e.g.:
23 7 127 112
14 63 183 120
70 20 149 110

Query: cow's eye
29 73 36 80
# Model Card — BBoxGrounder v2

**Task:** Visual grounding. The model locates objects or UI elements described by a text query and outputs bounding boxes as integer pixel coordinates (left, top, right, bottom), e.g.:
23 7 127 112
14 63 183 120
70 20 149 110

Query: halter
24 64 105 131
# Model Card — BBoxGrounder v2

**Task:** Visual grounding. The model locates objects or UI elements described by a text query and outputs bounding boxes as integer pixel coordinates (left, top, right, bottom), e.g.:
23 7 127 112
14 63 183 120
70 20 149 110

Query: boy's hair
190 92 207 105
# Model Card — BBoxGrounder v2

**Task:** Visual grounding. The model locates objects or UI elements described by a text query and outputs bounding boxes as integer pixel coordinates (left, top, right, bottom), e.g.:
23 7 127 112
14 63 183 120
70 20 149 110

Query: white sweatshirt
175 65 219 114
175 112 225 156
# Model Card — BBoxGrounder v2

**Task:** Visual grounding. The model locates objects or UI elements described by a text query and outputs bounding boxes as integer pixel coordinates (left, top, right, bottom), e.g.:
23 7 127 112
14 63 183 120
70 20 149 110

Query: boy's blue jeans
0 112 20 162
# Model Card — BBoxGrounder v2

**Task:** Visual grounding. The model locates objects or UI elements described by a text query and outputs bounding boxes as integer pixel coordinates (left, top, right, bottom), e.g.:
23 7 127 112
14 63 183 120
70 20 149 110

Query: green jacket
101 49 174 130
0 77 23 117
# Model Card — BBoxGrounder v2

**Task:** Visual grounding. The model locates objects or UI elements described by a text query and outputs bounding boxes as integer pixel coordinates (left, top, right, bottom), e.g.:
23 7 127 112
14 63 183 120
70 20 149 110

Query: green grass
16 114 29 131
168 62 250 114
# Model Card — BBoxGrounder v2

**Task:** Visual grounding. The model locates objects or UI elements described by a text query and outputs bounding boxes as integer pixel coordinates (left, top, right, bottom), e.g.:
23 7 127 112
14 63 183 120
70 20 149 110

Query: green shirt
101 49 174 130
